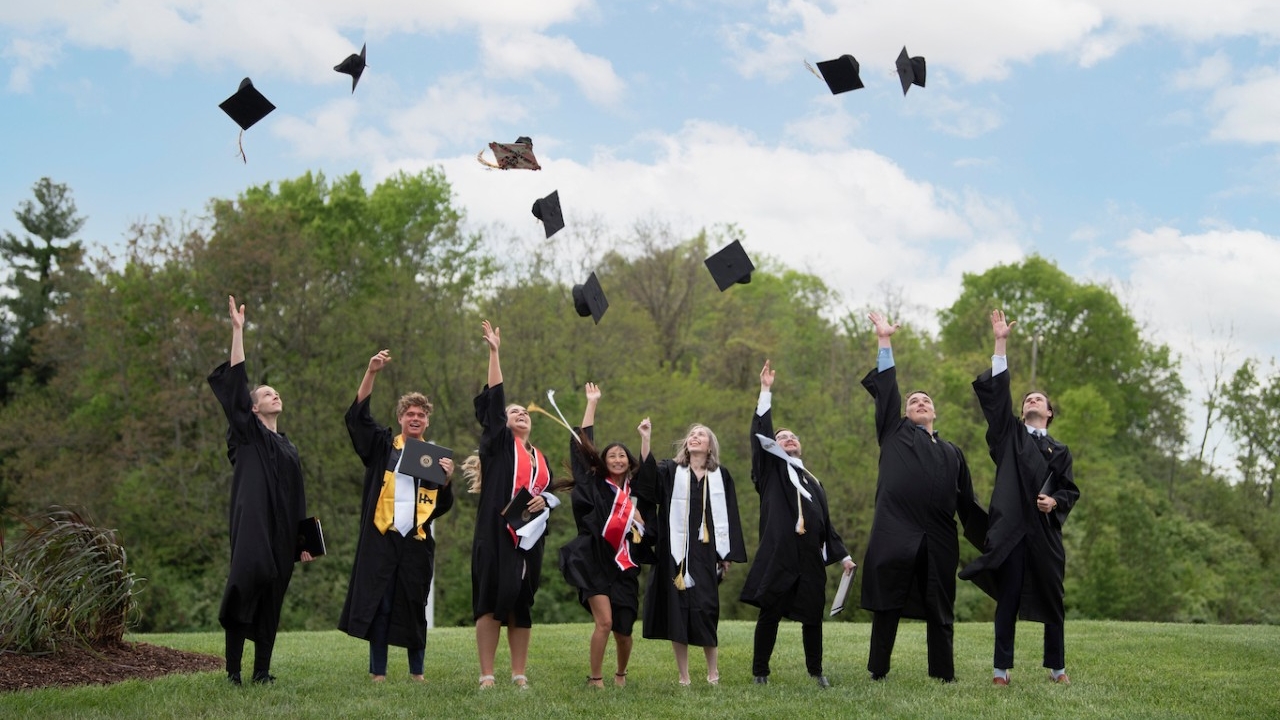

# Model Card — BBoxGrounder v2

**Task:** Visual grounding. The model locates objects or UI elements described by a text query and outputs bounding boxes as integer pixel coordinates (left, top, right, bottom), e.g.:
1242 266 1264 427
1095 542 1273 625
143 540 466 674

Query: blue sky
3 1 1278 469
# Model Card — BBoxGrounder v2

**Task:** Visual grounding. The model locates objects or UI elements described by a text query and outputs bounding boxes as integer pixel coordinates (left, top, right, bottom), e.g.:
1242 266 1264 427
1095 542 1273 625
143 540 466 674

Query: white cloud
478 31 624 107
3 36 59 92
1172 51 1233 91
1207 68 1280 144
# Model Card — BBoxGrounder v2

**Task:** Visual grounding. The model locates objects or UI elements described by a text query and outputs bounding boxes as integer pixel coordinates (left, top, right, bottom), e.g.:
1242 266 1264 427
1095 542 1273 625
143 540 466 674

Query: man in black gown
860 312 984 683
959 310 1080 686
339 349 455 682
741 360 854 688
207 295 312 685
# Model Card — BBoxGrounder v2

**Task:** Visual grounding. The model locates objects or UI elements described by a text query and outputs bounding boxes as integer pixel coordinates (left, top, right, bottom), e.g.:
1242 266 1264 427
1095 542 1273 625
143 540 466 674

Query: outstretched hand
368 349 391 373
637 417 652 441
760 359 775 391
482 320 501 352
228 295 245 329
585 382 602 403
868 311 900 338
991 309 1016 339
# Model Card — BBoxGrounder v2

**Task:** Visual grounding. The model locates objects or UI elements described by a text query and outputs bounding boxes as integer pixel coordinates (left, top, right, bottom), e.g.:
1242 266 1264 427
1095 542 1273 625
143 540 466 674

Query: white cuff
756 390 772 417
992 354 1008 377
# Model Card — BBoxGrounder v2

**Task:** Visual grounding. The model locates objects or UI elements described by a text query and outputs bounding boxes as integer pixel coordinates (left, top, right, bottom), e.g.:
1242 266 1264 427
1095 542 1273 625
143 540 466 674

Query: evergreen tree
0 177 86 402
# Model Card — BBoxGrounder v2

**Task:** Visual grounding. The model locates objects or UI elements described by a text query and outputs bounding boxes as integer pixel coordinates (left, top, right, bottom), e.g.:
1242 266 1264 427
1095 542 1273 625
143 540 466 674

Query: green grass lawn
3 621 1276 719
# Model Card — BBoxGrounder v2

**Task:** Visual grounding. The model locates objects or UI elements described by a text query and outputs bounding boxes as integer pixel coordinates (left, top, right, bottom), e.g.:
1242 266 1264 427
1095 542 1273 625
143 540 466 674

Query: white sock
993 668 1010 680
1051 668 1067 679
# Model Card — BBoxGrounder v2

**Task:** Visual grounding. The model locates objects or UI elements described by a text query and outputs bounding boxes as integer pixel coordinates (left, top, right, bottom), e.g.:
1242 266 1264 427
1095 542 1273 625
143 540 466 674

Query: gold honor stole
601 478 639 571
373 435 440 539
507 437 551 545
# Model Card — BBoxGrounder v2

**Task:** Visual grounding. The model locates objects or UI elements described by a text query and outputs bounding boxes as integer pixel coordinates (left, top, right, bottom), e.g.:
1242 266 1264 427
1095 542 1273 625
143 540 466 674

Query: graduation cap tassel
795 487 807 535
476 149 501 169
674 559 687 590
526 401 580 445
237 129 247 164
699 477 710 543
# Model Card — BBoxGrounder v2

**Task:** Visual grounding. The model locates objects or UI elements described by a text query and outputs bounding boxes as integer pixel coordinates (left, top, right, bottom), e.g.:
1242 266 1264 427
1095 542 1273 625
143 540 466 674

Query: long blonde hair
672 423 720 471
462 454 483 494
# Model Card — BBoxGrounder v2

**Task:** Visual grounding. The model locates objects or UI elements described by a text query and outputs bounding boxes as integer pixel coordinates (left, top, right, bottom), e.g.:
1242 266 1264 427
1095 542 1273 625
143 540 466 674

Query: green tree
0 178 86 402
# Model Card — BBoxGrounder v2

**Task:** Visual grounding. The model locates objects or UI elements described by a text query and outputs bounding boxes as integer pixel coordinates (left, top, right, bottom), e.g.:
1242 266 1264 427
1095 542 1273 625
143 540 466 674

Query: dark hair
574 433 639 481
905 389 932 403
1021 390 1056 428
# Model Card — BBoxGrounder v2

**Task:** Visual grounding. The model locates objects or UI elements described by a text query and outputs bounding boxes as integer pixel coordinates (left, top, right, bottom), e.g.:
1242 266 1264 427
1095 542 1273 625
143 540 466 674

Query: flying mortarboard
572 271 608 324
219 78 276 163
805 54 864 94
478 136 541 170
895 46 926 95
531 190 564 238
704 239 755 291
334 43 367 93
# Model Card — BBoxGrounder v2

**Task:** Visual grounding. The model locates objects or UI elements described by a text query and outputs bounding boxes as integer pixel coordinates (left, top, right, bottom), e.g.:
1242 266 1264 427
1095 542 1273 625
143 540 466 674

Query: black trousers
993 540 1065 670
225 622 275 678
752 580 823 677
866 543 954 681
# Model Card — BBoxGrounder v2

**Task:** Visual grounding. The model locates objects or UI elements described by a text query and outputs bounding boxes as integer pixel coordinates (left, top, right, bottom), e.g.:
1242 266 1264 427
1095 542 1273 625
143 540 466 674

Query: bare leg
614 632 633 686
475 613 501 686
704 645 720 683
508 617 531 685
673 641 691 685
586 595 612 687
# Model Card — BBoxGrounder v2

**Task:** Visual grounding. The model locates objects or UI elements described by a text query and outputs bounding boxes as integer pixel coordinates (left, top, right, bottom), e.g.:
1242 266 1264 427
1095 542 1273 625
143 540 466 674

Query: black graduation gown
338 396 455 648
739 405 849 625
208 361 308 639
470 383 554 625
959 368 1080 625
859 366 983 624
631 455 747 647
557 426 642 618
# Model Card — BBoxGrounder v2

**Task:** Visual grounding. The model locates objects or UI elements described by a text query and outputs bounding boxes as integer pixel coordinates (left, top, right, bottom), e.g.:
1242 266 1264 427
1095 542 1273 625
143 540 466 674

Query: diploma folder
399 438 453 488
295 516 326 560
829 565 857 616
501 487 545 532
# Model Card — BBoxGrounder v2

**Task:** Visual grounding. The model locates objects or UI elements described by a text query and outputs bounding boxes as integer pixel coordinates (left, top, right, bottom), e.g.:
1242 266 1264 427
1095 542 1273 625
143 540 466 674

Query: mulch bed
0 640 223 693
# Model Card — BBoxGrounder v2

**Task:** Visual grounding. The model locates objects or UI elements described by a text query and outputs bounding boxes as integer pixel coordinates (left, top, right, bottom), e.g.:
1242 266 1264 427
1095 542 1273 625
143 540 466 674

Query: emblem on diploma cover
419 454 434 468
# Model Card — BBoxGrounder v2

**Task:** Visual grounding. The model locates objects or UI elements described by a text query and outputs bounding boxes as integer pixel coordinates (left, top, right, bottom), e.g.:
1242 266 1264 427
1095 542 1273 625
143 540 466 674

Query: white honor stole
755 432 827 557
669 464 730 589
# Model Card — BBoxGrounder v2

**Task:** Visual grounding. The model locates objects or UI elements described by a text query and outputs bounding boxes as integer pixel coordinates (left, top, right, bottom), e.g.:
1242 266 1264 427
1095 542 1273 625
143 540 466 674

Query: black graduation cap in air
895 47 926 95
219 77 276 131
572 271 609 324
334 43 367 93
531 190 564 238
806 54 864 94
704 240 755 291
479 136 541 170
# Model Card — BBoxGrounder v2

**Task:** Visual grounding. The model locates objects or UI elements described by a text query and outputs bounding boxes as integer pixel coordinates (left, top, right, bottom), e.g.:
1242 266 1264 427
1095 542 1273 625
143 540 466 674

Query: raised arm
991 309 1015 359
356 349 390 403
637 417 652 461
482 319 502 387
582 382 601 428
869 311 900 351
228 295 246 366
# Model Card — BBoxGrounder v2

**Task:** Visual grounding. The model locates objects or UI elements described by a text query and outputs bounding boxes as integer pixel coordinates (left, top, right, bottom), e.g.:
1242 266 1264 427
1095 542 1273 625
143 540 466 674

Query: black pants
993 540 1064 670
225 623 275 678
866 543 954 681
368 565 426 676
752 580 823 678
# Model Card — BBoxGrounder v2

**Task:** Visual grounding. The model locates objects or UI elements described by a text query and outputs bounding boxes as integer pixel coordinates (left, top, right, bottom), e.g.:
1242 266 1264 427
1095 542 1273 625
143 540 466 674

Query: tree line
1 171 1277 632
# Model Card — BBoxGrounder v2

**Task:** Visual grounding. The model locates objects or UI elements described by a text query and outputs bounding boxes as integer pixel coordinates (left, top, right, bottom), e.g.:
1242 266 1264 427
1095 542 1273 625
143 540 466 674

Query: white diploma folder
830 565 857 616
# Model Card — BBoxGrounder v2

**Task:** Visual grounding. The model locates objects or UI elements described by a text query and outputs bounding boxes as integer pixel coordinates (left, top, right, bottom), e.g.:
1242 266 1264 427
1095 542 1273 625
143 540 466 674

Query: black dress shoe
870 672 887 681
811 675 831 689
753 676 768 684
251 672 276 685
227 672 242 686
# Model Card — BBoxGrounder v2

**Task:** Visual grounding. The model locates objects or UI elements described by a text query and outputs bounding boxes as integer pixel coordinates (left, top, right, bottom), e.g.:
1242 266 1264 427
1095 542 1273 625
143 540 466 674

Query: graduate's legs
475 613 501 685
249 603 279 682
507 617 531 684
612 604 636 686
993 542 1028 674
703 644 720 684
802 622 824 678
368 577 396 680
672 642 691 684
224 628 246 681
751 602 784 678
925 620 956 681
407 647 425 679
868 610 901 678
586 594 613 686
1042 621 1065 671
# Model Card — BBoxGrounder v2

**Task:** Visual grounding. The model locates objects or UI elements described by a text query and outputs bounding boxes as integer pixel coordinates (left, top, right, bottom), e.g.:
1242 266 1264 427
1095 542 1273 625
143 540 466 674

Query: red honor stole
508 437 551 545
601 477 638 571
